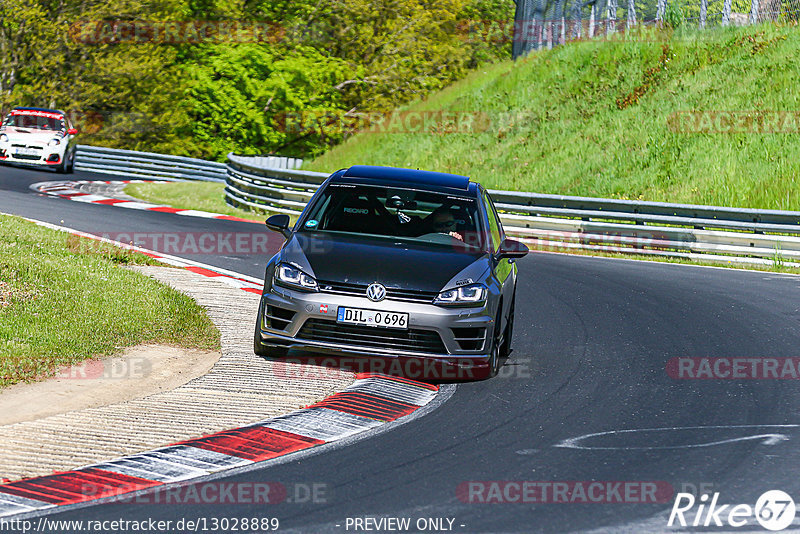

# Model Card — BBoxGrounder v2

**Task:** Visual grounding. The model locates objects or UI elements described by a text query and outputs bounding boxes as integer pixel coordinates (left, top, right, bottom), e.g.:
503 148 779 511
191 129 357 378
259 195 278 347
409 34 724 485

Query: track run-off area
2 164 800 533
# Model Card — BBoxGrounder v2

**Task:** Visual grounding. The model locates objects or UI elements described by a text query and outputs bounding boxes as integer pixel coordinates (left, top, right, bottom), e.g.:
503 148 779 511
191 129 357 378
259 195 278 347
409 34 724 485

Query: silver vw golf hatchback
254 165 528 380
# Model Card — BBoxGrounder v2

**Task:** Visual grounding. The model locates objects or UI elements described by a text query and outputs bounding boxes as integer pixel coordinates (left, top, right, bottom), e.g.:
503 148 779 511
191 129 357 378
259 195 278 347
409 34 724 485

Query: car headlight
434 283 487 306
0 134 7 143
274 263 318 291
48 138 61 146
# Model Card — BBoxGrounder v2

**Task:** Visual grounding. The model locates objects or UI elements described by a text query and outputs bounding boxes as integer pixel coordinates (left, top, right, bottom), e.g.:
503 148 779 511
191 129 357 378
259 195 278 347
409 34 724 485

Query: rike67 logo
669 490 796 531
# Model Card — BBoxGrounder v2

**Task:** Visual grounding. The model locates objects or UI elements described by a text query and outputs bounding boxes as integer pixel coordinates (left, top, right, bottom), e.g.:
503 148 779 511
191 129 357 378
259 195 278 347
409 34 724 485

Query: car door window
488 194 505 241
482 192 502 252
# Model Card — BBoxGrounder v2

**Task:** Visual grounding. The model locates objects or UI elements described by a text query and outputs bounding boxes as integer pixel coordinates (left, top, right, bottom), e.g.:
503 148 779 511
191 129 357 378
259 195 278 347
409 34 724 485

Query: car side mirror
265 214 292 239
67 128 78 135
496 238 529 260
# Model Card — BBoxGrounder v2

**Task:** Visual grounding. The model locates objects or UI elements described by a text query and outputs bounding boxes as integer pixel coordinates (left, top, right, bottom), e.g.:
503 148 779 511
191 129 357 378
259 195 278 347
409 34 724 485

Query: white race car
0 107 77 173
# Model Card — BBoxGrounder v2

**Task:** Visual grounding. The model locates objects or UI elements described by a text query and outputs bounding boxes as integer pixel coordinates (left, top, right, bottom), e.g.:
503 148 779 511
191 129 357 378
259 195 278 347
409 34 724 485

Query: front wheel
55 154 68 174
65 149 75 174
485 310 503 379
500 295 515 360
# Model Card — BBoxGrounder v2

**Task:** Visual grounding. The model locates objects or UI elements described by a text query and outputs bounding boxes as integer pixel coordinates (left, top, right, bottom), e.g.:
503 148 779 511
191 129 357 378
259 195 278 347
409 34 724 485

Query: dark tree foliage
0 0 513 159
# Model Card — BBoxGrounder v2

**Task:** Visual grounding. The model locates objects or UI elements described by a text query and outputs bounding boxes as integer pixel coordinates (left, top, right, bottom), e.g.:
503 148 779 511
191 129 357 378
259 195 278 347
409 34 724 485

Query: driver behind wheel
430 207 463 242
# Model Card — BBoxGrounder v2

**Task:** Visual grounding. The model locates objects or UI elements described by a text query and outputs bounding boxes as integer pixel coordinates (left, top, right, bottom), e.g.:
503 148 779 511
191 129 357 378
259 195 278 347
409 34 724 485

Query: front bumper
0 146 63 166
256 283 495 380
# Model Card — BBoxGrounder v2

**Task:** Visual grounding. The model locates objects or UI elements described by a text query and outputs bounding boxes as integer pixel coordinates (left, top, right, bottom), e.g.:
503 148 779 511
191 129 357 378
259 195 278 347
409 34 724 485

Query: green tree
183 44 356 158
2 0 514 159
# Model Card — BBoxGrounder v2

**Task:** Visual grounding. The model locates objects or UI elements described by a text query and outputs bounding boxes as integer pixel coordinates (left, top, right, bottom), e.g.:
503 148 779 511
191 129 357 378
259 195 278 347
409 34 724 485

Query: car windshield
300 183 485 251
3 114 65 131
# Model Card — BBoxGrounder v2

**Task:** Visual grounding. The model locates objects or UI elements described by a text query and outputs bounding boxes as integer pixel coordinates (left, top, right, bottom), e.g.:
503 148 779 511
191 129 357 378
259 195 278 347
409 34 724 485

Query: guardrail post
722 0 732 25
749 0 759 23
700 0 708 28
606 0 617 34
627 0 637 26
656 0 667 22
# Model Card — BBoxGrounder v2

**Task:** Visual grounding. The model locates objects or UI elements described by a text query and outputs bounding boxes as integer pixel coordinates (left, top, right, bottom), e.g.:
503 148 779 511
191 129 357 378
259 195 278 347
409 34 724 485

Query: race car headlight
0 134 7 143
48 138 61 146
434 283 487 306
274 263 318 291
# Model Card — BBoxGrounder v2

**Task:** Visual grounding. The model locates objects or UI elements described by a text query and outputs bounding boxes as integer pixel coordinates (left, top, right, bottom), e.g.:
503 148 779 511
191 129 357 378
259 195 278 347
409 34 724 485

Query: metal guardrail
225 154 800 265
75 145 228 182
225 153 321 215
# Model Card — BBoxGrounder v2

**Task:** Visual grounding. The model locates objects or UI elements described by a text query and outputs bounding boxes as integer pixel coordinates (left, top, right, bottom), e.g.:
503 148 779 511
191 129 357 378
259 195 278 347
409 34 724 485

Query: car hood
1 128 63 144
281 232 489 293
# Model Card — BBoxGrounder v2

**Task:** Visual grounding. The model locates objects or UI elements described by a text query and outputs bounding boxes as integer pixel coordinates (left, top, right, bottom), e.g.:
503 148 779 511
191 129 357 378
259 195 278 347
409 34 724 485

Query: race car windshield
300 184 485 251
3 114 65 131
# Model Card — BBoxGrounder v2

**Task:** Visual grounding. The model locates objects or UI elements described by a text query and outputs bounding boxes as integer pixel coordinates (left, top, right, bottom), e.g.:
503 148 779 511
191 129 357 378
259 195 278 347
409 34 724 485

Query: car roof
10 107 66 116
332 165 476 195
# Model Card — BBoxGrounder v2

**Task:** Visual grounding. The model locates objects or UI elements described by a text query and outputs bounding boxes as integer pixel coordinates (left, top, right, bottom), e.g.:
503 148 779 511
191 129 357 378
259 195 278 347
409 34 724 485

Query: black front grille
299 318 446 354
12 154 42 160
317 280 438 304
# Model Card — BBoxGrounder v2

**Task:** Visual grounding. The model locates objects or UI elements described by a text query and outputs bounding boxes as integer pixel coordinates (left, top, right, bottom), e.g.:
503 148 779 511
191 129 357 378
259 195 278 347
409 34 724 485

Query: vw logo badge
366 283 386 302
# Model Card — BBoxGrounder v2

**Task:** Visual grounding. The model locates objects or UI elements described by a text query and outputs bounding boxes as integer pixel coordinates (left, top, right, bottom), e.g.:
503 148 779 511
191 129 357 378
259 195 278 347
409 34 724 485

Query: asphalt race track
2 163 800 533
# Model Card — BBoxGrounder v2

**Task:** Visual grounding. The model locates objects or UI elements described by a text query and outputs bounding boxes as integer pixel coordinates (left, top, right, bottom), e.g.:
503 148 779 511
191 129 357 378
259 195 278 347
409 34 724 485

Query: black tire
500 295 515 360
65 149 75 174
253 298 289 358
55 155 67 174
486 308 503 379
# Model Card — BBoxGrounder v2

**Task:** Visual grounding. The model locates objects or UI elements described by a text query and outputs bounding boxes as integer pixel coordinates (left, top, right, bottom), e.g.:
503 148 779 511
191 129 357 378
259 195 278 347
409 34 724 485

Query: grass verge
0 214 220 388
125 181 267 223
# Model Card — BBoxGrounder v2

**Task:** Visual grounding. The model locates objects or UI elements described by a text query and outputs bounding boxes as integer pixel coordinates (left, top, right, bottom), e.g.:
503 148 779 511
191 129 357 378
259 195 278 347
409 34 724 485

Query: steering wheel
419 232 462 245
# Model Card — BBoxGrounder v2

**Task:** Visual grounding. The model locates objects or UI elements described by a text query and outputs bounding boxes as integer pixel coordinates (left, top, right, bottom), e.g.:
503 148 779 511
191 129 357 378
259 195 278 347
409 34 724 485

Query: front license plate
14 148 38 156
337 307 408 330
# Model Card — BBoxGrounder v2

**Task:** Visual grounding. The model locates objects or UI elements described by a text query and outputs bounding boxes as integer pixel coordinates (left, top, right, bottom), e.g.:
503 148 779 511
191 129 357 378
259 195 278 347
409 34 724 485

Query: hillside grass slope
307 24 800 210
